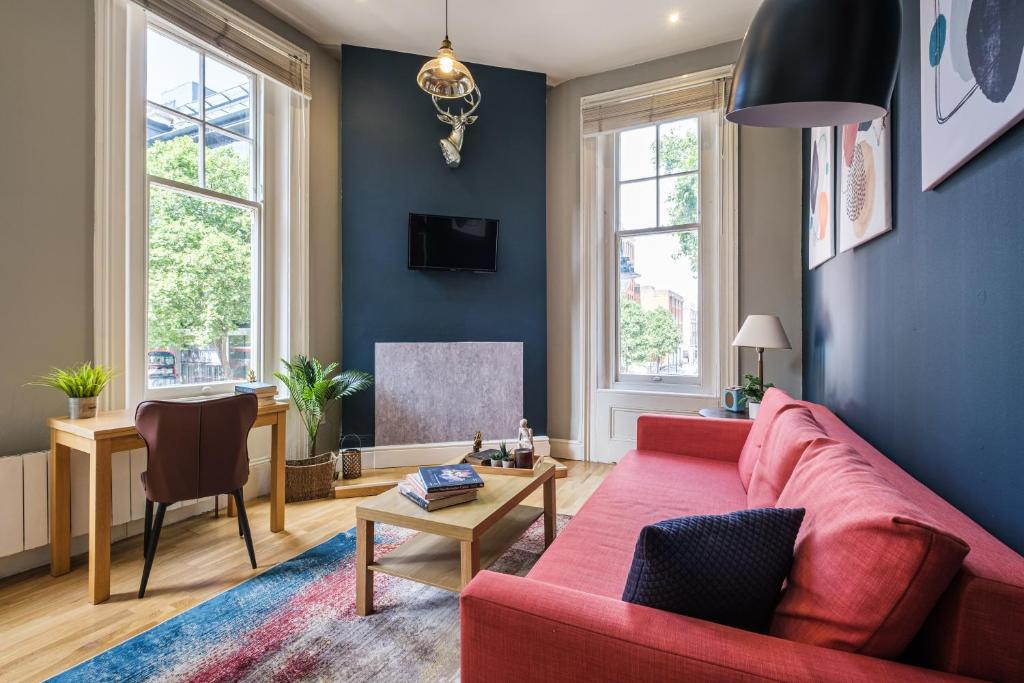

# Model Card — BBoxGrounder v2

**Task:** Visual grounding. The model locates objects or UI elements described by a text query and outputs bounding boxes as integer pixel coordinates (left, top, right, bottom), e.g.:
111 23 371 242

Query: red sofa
461 390 1024 682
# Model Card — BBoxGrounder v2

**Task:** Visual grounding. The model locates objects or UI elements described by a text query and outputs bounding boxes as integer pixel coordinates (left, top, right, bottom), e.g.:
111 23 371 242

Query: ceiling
254 0 761 84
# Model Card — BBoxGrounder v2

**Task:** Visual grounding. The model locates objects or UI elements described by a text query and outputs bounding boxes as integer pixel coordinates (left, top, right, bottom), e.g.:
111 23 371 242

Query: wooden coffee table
355 460 556 615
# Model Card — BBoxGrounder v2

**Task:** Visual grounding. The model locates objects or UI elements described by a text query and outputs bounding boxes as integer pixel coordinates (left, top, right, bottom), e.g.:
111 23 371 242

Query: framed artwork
921 0 1024 190
838 115 892 252
807 126 835 269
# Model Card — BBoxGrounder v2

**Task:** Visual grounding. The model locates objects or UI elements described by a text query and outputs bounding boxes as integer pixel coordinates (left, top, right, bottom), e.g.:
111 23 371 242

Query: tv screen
408 213 498 272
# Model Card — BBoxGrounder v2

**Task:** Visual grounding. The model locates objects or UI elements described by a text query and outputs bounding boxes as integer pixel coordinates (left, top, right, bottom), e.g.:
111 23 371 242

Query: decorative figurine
247 369 257 382
473 431 483 453
517 419 534 452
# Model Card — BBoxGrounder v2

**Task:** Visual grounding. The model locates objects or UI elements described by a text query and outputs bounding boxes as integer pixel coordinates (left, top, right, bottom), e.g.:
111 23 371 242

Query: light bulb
439 55 454 73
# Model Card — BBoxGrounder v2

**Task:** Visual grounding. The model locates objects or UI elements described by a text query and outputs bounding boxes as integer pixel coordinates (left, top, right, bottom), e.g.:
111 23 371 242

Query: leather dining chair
135 393 259 598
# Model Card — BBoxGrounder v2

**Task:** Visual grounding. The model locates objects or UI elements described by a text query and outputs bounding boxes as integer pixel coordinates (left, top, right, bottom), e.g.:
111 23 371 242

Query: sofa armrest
461 572 980 683
635 413 752 462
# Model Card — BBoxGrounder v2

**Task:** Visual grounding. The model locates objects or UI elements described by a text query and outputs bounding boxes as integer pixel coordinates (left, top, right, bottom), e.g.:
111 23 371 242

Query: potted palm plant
28 362 115 419
275 355 372 501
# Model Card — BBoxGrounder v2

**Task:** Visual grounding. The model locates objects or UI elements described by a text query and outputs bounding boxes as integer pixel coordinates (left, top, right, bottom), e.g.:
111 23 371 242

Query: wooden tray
447 454 545 477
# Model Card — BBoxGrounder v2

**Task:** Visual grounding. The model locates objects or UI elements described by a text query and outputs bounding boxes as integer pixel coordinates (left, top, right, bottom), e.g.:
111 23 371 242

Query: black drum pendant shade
726 0 902 127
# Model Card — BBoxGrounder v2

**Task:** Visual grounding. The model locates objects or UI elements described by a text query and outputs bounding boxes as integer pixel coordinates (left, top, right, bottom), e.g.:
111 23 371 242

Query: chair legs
138 502 167 598
143 499 153 557
137 492 256 599
232 489 257 569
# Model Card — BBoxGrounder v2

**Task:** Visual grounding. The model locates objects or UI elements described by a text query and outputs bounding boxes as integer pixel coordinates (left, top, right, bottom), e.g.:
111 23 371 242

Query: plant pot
502 459 515 468
747 401 761 419
285 452 337 502
69 396 97 420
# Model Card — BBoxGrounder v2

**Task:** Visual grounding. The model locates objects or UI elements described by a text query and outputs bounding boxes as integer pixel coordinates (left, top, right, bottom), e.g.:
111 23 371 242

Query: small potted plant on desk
741 373 773 419
28 362 115 419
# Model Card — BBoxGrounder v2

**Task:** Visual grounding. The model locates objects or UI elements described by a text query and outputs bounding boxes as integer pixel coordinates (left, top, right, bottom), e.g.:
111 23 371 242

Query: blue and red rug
51 515 569 682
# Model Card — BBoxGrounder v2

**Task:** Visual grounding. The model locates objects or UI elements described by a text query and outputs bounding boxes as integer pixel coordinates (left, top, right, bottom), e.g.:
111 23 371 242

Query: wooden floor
0 459 612 682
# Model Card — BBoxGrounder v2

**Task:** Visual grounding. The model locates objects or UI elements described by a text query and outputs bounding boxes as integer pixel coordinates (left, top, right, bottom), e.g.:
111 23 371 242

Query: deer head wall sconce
431 86 481 168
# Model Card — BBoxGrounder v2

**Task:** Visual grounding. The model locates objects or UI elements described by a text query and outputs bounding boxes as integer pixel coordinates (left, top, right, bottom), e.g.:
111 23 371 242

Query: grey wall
546 42 803 442
0 0 94 456
0 0 341 457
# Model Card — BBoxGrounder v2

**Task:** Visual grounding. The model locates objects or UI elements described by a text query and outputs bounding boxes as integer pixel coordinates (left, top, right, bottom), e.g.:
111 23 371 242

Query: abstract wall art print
807 127 835 269
921 0 1024 190
838 115 892 251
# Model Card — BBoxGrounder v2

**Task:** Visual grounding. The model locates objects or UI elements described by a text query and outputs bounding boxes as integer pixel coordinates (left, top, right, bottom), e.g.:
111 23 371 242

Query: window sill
600 385 716 399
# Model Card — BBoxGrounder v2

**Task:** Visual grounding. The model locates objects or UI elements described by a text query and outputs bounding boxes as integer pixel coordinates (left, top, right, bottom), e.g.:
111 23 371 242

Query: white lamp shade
733 315 791 349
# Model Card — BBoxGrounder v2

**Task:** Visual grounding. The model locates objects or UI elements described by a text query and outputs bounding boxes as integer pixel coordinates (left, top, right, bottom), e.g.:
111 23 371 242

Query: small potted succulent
28 362 116 419
496 441 515 468
741 373 774 419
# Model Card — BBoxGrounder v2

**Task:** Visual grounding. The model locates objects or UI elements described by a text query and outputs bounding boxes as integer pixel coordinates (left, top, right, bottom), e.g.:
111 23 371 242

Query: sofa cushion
622 508 805 632
528 449 748 599
747 407 835 508
771 444 970 658
737 388 801 490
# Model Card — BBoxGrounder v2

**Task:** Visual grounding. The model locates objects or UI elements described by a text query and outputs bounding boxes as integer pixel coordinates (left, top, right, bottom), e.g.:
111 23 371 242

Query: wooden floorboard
0 459 611 682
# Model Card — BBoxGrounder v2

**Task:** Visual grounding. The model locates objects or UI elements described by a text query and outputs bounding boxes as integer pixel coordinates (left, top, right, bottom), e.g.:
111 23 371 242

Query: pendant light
726 0 902 128
416 0 476 99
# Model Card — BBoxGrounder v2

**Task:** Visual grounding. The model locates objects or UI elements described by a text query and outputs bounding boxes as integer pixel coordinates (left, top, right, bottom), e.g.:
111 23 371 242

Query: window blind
133 0 311 98
582 77 730 135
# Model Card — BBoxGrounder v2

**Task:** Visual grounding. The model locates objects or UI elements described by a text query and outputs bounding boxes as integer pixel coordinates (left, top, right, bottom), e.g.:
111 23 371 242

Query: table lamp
732 315 791 387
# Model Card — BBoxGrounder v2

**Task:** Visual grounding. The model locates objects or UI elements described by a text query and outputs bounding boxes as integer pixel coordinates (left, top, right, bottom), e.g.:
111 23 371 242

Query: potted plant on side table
275 355 372 501
741 373 773 419
28 362 116 419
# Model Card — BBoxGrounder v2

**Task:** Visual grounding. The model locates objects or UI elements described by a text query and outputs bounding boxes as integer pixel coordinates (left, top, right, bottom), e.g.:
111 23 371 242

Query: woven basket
285 452 336 502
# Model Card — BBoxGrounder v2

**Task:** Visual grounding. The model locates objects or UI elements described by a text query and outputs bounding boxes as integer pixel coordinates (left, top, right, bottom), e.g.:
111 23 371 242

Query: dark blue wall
340 45 547 445
803 2 1024 554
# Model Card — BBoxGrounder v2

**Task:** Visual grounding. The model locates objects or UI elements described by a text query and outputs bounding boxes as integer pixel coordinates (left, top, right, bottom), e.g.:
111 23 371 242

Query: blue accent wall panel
803 1 1024 554
340 45 547 444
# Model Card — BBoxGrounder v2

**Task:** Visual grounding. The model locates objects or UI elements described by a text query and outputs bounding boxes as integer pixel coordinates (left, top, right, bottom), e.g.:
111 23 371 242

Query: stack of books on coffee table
399 463 484 511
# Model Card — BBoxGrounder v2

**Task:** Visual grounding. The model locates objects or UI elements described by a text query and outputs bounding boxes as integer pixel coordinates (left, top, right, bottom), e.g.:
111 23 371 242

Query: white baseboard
367 436 551 469
0 496 219 581
548 438 584 461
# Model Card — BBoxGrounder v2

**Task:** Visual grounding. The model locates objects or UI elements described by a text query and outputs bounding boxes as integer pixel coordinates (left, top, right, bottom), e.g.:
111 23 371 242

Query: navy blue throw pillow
621 507 805 632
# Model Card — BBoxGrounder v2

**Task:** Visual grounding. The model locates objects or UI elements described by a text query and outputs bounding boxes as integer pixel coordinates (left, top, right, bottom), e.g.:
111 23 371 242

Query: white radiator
0 428 272 577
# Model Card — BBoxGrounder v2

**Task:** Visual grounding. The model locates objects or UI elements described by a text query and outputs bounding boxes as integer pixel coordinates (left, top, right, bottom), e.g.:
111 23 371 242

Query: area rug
50 514 570 683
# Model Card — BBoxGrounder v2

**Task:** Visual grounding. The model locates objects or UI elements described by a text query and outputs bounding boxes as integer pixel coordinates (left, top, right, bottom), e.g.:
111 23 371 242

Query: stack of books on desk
399 463 484 511
234 382 277 407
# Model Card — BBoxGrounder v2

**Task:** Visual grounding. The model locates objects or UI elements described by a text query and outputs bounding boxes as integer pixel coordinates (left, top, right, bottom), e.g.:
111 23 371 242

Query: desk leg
543 474 556 548
269 413 286 532
460 539 480 589
226 494 237 518
356 518 374 616
49 432 71 577
89 440 113 604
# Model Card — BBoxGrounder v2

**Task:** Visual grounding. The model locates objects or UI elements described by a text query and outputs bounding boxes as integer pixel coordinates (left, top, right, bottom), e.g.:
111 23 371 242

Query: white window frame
612 114 711 389
579 67 738 462
95 0 309 420
140 19 265 400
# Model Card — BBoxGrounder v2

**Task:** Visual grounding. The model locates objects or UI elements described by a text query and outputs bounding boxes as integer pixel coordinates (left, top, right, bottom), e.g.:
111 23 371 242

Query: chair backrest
135 394 258 503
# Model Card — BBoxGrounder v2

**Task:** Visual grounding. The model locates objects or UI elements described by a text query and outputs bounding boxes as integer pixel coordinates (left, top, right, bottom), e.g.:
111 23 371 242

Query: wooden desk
48 401 288 604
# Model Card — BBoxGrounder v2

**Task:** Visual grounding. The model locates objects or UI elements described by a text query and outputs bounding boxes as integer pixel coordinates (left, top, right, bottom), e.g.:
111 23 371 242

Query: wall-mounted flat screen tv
408 213 498 272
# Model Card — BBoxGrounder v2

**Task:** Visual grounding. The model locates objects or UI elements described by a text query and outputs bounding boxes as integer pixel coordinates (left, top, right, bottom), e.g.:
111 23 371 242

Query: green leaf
26 362 116 398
